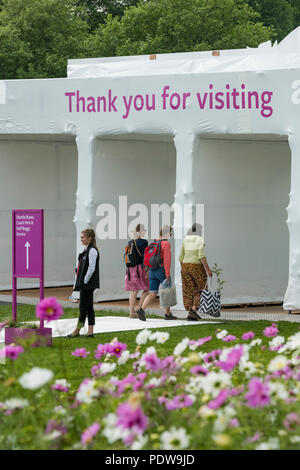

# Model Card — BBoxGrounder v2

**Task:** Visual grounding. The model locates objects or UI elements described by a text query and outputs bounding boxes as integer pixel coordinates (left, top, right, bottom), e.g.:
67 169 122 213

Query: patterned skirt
125 264 149 292
181 263 207 311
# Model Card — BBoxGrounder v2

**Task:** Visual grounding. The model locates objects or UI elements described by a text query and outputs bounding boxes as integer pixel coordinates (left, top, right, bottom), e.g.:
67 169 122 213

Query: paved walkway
0 316 222 343
1 286 300 325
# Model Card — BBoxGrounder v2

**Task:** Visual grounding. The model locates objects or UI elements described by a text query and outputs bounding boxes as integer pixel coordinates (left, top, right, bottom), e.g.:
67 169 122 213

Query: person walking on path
125 224 149 318
179 223 212 320
136 225 177 321
67 228 100 338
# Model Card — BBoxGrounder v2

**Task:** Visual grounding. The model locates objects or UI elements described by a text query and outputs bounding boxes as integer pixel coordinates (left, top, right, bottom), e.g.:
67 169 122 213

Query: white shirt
84 247 98 284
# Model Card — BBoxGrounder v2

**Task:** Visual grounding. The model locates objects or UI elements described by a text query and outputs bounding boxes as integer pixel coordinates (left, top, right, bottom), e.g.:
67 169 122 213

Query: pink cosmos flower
107 341 127 358
71 348 90 358
283 413 300 432
91 363 102 377
263 323 278 338
45 419 67 436
144 353 162 372
94 343 108 359
81 422 100 445
245 431 262 443
190 365 209 376
203 349 222 363
189 336 213 348
36 297 63 322
165 394 194 410
216 345 243 372
222 335 236 342
242 331 255 340
245 377 270 408
116 402 148 435
228 385 245 396
160 355 180 374
230 418 240 428
207 389 229 409
0 344 24 360
51 381 70 392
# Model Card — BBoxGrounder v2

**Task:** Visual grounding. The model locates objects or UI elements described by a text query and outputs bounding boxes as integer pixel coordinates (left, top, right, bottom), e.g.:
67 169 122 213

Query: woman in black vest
67 228 100 338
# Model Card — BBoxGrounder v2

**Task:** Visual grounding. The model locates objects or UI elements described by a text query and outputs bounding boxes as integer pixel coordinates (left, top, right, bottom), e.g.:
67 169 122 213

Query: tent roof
67 27 300 78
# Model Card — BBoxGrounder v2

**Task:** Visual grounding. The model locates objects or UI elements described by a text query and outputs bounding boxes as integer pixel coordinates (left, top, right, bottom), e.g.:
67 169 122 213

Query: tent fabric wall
194 136 290 304
91 137 176 301
0 138 77 289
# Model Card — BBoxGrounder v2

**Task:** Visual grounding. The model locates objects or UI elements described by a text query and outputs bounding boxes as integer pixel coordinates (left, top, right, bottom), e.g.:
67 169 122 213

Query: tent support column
173 132 198 310
283 134 300 311
74 133 96 258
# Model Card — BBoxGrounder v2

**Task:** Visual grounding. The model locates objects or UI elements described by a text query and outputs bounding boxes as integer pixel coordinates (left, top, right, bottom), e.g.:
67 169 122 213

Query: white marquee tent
1 27 300 310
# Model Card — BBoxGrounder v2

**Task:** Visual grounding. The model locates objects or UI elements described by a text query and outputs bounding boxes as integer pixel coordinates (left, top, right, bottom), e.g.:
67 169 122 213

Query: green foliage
88 0 274 57
211 263 225 292
74 0 141 31
245 0 294 41
0 0 90 79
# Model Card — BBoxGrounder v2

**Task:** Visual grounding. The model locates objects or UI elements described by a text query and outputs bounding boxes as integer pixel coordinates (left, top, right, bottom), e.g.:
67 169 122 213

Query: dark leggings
77 289 95 327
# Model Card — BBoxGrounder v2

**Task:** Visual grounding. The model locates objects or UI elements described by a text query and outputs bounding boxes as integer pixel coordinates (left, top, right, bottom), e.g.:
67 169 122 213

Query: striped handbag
198 276 221 318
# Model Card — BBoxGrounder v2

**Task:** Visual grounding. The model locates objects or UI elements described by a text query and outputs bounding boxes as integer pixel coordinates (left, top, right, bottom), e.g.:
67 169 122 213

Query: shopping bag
159 279 177 308
198 276 221 317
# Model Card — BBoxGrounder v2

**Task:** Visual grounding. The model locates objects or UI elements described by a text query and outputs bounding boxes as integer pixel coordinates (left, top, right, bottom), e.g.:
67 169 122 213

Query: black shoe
136 307 146 321
188 310 201 321
66 333 80 338
187 315 197 321
86 334 95 338
164 313 178 320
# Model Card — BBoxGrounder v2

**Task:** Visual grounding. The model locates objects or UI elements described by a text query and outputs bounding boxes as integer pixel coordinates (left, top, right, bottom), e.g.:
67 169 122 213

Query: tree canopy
0 0 300 79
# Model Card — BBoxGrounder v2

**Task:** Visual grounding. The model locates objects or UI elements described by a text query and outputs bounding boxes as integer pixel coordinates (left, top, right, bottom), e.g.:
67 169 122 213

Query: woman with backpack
179 223 212 320
136 225 178 321
67 228 100 338
124 224 149 318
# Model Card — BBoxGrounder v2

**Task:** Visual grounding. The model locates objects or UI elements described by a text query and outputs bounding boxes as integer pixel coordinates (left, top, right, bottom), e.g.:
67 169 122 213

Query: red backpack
143 240 163 269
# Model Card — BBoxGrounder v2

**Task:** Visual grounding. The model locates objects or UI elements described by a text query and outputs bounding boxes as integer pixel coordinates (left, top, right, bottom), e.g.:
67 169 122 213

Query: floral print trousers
181 263 207 311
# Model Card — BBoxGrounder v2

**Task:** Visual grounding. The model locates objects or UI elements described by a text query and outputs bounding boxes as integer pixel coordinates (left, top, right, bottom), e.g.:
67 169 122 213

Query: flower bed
1 299 300 450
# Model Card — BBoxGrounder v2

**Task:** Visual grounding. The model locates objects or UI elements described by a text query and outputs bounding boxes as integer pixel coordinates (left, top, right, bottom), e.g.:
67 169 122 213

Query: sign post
12 209 44 327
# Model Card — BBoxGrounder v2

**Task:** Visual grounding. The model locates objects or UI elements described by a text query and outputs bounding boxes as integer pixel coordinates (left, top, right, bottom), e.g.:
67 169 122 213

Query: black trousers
77 289 95 327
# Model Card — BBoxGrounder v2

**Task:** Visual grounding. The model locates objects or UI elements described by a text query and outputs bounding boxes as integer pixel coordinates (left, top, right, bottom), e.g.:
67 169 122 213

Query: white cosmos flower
250 338 262 347
216 330 228 340
155 332 170 344
198 405 215 419
118 350 130 365
185 376 203 395
267 355 289 373
103 413 117 427
4 398 29 410
256 437 279 450
160 427 190 450
130 435 148 450
200 371 231 398
102 419 130 444
290 436 300 444
76 379 98 404
19 367 53 390
269 336 285 349
239 360 257 378
147 377 162 387
100 363 116 375
136 329 152 345
173 338 190 356
268 382 289 401
282 332 300 352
